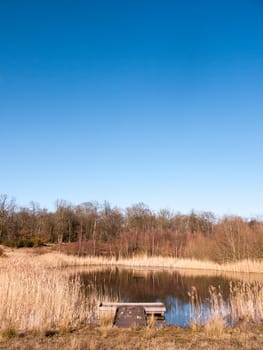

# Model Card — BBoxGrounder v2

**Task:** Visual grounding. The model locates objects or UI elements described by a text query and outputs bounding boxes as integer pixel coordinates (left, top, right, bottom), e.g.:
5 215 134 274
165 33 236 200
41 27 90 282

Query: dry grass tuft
99 311 115 327
204 317 227 337
188 321 202 332
147 314 157 329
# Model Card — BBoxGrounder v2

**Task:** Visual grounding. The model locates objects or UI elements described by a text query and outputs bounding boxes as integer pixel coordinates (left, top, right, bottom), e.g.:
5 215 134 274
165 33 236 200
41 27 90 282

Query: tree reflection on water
77 267 231 326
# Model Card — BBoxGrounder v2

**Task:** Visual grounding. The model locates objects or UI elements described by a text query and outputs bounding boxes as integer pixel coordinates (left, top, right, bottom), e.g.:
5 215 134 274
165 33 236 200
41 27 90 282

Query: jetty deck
99 302 166 316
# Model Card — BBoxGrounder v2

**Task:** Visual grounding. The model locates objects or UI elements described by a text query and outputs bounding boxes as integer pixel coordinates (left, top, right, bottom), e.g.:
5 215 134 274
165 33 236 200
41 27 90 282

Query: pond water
77 267 234 327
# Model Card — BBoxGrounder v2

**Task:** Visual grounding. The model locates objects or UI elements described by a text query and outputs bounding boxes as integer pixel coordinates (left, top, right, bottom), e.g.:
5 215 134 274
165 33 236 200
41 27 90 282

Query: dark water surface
77 267 232 326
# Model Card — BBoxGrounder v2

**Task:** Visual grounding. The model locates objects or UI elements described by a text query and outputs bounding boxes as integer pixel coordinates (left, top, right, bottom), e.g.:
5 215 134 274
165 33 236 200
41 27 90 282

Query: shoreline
2 245 263 274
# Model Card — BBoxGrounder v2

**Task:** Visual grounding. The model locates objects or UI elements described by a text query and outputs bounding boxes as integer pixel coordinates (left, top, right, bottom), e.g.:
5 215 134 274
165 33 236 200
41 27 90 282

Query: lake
76 267 237 326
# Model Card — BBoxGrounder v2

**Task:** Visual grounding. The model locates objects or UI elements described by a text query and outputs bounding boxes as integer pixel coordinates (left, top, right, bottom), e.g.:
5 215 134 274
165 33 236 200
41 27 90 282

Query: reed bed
188 281 263 329
10 250 263 274
229 281 263 324
115 256 263 273
0 256 98 332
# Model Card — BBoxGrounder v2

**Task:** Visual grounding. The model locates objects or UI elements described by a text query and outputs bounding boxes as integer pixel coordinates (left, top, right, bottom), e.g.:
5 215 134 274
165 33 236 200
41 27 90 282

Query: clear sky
0 0 263 217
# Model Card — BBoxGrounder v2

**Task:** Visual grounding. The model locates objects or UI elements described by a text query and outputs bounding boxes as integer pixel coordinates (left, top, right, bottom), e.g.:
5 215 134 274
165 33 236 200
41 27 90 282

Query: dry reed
229 281 263 325
0 256 98 332
189 281 263 329
6 249 263 274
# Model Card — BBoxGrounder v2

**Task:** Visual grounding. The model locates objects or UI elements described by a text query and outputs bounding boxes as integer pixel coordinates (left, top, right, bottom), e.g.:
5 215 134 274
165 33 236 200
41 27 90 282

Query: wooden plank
99 302 165 307
99 302 166 315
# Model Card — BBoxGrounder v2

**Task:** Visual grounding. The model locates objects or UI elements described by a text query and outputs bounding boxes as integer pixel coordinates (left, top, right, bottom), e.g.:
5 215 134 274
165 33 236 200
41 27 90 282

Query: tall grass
189 281 263 330
0 258 98 332
229 281 263 324
8 249 263 273
3 246 263 273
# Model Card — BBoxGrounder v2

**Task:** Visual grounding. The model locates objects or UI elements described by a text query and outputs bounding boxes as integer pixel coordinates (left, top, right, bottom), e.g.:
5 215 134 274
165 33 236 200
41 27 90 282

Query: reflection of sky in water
164 296 212 327
165 296 192 327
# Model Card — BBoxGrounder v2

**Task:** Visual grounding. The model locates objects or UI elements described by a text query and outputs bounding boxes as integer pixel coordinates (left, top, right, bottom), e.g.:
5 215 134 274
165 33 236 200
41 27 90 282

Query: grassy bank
2 325 263 350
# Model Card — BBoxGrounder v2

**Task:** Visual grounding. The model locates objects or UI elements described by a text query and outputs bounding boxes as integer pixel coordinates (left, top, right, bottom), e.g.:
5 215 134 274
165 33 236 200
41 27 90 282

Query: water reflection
76 267 233 327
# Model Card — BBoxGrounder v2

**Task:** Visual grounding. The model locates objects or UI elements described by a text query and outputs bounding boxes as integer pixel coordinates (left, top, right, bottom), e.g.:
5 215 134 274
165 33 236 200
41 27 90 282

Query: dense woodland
1 194 263 262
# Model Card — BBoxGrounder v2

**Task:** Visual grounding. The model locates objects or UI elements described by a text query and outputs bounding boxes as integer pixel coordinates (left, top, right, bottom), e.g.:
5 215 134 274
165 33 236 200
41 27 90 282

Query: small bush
16 239 28 248
31 237 45 247
2 237 45 248
44 329 59 337
2 326 17 339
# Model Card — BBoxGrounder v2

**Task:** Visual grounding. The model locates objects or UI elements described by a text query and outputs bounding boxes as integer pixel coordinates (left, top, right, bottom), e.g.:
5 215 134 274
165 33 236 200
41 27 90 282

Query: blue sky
0 0 263 216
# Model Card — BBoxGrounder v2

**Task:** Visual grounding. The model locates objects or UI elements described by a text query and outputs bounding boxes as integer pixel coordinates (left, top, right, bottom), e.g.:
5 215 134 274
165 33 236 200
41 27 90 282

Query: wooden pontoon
113 305 147 328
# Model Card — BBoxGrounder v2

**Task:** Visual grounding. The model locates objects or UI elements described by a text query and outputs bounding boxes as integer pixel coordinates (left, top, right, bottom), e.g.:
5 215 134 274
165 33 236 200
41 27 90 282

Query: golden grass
3 325 263 350
188 281 263 328
229 281 263 325
115 256 263 273
0 255 99 332
4 247 263 273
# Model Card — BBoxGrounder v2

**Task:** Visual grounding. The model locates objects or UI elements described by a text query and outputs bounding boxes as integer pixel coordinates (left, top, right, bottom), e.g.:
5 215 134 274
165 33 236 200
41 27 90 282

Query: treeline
1 194 263 262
